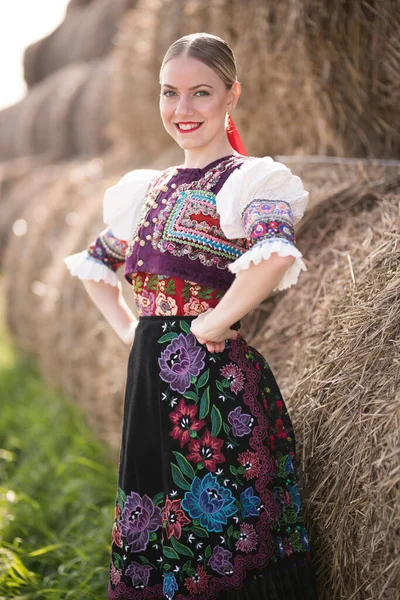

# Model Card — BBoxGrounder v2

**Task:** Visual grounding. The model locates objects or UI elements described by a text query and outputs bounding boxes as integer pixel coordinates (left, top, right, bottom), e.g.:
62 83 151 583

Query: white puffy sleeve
216 156 309 291
63 168 160 286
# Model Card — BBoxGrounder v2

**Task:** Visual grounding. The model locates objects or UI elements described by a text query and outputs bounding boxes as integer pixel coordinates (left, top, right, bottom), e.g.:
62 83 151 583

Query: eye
162 90 177 97
194 90 210 96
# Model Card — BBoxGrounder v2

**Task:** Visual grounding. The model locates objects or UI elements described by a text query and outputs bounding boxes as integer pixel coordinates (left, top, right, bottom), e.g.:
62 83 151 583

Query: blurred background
0 1 399 598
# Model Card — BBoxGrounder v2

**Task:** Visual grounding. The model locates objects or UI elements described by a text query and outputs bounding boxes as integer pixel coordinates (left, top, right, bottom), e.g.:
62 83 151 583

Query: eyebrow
161 84 213 90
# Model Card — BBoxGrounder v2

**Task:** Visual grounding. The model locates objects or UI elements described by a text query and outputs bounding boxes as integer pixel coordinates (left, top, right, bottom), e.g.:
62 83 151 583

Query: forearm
202 254 296 336
82 279 137 343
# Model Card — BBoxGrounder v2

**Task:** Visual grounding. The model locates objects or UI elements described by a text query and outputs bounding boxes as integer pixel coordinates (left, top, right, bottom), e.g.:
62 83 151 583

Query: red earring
226 113 247 156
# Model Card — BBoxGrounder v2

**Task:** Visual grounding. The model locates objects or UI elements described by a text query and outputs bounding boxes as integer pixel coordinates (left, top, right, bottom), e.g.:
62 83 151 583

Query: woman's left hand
190 308 239 353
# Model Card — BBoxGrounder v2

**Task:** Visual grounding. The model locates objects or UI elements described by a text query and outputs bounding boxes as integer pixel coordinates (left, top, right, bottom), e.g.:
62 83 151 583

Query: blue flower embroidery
240 487 261 518
288 484 302 515
181 472 238 532
285 455 295 474
163 572 179 600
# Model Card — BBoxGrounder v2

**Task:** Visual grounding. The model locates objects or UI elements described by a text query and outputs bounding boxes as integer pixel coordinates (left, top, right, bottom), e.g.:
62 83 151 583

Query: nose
175 93 194 117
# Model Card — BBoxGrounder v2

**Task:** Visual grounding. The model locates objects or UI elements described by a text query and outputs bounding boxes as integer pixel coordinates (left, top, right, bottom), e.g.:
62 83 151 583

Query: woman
65 32 319 600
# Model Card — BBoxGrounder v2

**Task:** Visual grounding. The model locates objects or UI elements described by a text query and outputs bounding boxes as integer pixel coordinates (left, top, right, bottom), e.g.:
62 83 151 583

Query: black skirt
108 315 319 600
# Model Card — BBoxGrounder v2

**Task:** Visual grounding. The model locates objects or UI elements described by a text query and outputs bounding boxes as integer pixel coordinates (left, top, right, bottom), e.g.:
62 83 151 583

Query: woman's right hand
121 320 138 346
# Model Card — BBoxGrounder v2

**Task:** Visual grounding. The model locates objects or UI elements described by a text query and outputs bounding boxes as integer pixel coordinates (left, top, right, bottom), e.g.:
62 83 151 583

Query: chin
175 136 211 151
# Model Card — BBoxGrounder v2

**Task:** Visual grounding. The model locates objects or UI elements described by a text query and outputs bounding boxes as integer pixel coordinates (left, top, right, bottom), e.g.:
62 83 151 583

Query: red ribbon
226 113 247 156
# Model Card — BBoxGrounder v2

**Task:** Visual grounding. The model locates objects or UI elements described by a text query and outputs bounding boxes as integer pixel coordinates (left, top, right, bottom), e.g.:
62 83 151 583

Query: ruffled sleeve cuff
227 238 307 291
64 250 120 287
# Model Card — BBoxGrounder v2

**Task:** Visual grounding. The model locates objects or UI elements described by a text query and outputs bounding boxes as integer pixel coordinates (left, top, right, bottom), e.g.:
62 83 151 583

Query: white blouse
64 156 309 292
216 156 309 291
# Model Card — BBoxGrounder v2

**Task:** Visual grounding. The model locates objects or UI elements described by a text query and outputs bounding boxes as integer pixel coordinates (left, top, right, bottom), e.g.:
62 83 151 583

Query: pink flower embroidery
235 523 258 553
220 363 245 394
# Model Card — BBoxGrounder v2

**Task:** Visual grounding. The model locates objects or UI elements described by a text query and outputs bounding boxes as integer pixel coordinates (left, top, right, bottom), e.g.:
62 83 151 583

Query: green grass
0 307 117 598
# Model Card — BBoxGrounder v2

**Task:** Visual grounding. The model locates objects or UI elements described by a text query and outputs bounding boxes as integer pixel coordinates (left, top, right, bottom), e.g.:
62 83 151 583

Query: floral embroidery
132 272 224 317
154 189 246 268
87 227 128 272
207 546 234 575
158 331 206 394
182 471 238 533
124 157 251 289
235 523 258 553
162 497 191 541
237 450 262 481
183 564 211 594
168 399 206 448
185 430 226 472
241 199 296 250
126 562 153 589
108 321 313 600
220 363 245 394
120 492 162 552
227 406 253 437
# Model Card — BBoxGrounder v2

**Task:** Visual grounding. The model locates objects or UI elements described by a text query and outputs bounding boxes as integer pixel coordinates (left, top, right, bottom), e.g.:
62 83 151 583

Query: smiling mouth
174 122 203 132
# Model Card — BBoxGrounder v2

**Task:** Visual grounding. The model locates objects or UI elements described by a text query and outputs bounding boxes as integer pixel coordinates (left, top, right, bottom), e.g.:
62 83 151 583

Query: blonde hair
159 33 237 90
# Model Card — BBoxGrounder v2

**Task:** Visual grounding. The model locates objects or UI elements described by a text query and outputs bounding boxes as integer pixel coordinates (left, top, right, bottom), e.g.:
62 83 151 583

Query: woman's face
159 55 239 151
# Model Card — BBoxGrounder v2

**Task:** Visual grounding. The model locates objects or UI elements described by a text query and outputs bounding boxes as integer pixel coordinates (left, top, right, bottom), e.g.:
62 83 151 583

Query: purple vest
124 155 250 293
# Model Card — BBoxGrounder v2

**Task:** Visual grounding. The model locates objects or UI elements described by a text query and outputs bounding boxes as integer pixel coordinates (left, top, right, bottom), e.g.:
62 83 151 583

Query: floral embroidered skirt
108 315 319 600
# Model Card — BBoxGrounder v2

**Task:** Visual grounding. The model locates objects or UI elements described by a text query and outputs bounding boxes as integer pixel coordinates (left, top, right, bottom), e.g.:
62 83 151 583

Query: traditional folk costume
65 135 319 599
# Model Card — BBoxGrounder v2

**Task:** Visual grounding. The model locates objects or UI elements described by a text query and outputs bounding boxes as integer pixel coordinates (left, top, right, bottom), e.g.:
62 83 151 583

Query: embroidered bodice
64 154 309 317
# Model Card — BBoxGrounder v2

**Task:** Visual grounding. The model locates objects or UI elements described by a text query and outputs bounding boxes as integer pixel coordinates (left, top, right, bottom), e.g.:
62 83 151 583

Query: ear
227 81 241 112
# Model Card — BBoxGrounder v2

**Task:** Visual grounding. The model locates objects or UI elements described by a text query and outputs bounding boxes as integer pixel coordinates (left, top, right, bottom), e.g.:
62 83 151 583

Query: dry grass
241 167 400 599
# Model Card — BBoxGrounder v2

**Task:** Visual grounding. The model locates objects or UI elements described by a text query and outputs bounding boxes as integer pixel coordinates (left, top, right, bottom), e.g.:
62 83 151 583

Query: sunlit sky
0 1 70 110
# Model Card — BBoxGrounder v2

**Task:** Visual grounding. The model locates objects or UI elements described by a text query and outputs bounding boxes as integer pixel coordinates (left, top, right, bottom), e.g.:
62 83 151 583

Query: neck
181 139 240 169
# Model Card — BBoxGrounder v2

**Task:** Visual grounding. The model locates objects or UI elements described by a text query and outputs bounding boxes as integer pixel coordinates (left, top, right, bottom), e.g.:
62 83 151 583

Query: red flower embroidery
275 418 287 439
112 522 123 548
186 429 226 472
184 565 212 594
282 536 294 557
237 450 262 480
162 496 191 540
235 523 258 553
169 399 206 448
110 562 122 585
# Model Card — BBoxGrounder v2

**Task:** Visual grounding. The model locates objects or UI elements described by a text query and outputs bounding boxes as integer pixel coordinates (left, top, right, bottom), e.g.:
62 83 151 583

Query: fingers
227 329 239 340
205 341 225 353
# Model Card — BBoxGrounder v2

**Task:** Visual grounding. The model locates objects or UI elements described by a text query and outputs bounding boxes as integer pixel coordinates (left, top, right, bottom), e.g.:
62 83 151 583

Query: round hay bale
303 0 400 159
0 104 21 160
70 56 114 157
23 0 136 87
0 61 111 162
40 63 92 160
108 1 173 158
3 158 95 352
276 155 400 207
0 161 68 268
244 172 400 599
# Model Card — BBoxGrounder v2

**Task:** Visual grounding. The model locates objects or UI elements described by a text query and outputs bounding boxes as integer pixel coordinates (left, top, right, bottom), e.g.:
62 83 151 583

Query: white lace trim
228 239 307 291
64 250 119 287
